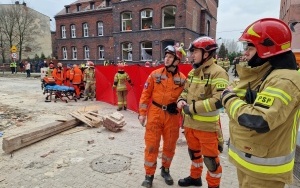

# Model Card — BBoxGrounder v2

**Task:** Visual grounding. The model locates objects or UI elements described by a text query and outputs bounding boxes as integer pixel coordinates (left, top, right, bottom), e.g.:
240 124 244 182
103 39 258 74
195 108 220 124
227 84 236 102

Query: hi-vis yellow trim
203 99 212 112
229 100 246 117
247 25 261 38
292 109 300 150
281 42 291 50
261 87 291 105
228 149 294 174
193 114 219 122
254 93 274 107
233 88 246 97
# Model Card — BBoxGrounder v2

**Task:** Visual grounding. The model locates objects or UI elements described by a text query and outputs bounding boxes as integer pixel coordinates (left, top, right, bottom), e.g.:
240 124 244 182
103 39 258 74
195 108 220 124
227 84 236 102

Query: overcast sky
1 0 281 41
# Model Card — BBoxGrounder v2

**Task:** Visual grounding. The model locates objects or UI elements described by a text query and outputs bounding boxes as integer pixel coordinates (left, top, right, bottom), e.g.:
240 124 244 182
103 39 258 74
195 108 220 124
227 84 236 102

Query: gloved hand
182 105 192 115
138 115 146 127
220 87 237 106
177 100 187 109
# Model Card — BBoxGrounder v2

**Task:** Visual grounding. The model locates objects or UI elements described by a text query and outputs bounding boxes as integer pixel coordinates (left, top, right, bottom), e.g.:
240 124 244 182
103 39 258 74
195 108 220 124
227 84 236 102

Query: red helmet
239 18 291 58
164 45 183 61
117 63 124 71
188 36 218 52
87 61 94 67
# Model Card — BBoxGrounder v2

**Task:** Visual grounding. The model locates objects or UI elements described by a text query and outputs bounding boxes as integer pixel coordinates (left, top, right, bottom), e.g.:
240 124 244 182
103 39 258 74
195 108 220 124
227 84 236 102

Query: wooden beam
2 118 81 154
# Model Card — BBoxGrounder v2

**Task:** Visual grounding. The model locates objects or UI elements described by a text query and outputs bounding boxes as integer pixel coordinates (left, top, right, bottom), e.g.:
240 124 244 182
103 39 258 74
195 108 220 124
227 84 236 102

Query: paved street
0 67 299 188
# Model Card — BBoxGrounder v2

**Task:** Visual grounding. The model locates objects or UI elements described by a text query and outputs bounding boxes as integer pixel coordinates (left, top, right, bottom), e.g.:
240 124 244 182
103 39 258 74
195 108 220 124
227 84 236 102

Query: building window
98 45 104 59
122 42 132 61
65 6 70 13
90 2 95 9
97 22 103 36
83 23 89 37
77 4 81 12
206 20 210 36
141 41 152 61
162 6 176 28
141 9 153 30
61 25 66 38
84 46 90 59
121 12 132 31
72 46 77 60
62 47 67 59
70 24 76 38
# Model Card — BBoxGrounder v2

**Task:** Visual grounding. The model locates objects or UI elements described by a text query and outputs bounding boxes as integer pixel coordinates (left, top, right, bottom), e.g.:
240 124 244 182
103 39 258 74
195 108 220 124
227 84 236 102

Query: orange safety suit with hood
177 37 229 188
52 62 64 85
139 45 186 188
70 64 83 98
64 64 72 87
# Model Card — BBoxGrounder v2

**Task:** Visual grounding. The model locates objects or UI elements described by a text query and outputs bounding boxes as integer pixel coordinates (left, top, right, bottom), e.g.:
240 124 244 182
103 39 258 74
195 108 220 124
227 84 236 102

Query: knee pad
203 156 218 172
188 148 201 160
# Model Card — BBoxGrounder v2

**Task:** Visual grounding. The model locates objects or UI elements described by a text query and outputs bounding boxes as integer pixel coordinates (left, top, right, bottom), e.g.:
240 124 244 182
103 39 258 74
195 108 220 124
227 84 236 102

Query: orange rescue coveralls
64 68 72 87
70 66 83 98
139 67 186 175
52 67 64 85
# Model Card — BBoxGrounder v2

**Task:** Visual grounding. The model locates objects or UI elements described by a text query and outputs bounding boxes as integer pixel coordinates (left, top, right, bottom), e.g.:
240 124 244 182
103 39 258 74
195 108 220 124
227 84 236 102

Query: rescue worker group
41 18 300 188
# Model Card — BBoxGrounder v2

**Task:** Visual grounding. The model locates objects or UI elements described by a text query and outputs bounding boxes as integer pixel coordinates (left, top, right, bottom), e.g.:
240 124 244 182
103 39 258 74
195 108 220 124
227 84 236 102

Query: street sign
10 45 17 53
11 53 18 59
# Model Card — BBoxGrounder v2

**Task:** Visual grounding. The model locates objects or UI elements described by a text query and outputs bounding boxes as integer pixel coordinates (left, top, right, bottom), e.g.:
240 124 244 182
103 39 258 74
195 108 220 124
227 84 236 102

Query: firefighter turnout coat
222 62 300 184
178 58 229 132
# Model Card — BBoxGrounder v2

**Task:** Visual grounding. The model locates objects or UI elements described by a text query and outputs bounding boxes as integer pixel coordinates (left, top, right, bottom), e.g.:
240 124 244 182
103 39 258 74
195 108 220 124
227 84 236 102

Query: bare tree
0 3 42 63
222 39 240 53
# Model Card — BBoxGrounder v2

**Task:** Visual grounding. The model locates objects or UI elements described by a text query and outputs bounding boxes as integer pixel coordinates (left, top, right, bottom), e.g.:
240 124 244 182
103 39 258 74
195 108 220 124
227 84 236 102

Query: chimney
22 1 27 6
15 1 20 4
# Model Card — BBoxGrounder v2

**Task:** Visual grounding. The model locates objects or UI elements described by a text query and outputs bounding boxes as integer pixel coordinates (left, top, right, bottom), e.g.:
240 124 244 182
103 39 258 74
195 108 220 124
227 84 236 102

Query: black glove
221 89 237 106
166 102 178 115
183 105 192 115
245 83 257 104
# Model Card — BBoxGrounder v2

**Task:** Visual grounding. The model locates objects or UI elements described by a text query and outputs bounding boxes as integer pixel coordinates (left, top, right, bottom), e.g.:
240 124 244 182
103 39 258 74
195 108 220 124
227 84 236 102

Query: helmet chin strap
165 58 178 71
192 51 213 69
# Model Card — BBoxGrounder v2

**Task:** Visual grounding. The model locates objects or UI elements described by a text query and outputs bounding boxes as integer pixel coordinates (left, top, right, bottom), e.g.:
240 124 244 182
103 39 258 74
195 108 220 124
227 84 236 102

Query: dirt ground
0 73 133 134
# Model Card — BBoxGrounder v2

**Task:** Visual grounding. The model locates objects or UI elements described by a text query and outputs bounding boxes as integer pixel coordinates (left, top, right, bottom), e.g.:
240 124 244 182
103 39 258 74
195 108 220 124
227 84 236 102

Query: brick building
280 0 300 64
54 0 219 65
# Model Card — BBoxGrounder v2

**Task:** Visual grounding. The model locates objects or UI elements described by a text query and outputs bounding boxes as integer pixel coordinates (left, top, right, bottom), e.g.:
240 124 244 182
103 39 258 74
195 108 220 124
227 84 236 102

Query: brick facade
54 0 218 65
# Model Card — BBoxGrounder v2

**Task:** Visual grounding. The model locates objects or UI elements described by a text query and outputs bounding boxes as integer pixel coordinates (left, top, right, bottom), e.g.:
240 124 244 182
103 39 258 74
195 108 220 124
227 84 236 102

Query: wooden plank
70 112 95 127
2 118 81 153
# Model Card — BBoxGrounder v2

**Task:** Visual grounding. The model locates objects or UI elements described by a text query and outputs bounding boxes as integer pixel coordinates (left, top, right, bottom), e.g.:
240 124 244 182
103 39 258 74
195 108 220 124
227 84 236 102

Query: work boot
117 107 122 111
123 106 127 110
178 176 202 187
83 97 88 101
141 175 154 188
160 166 174 185
90 98 93 101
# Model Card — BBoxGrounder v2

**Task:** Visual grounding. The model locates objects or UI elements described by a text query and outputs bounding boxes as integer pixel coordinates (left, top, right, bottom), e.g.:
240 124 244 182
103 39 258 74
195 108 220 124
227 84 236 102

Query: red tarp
95 64 192 112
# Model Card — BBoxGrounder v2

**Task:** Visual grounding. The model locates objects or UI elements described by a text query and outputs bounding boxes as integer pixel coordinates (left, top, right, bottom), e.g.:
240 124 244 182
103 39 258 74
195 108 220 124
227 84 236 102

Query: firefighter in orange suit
177 37 229 188
70 64 83 99
139 45 186 188
83 61 96 101
221 18 300 188
52 62 64 85
113 63 132 111
64 64 72 87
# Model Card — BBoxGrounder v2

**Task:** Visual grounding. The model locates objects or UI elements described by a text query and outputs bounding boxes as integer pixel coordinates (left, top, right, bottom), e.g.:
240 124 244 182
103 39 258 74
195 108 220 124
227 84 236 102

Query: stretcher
43 85 77 103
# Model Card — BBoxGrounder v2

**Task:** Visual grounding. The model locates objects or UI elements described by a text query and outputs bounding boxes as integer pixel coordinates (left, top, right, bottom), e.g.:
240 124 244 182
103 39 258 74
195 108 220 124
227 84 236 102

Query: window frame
83 23 89 37
97 22 103 36
72 46 77 60
141 9 153 30
84 46 90 59
140 41 153 61
98 45 105 60
121 42 132 61
62 46 67 59
121 12 132 31
162 6 176 28
70 24 76 38
61 25 66 39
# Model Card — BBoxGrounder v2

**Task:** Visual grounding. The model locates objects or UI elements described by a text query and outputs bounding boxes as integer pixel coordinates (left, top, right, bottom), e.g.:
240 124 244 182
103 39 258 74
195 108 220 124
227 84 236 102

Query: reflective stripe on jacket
178 58 229 132
223 62 300 183
114 72 130 91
